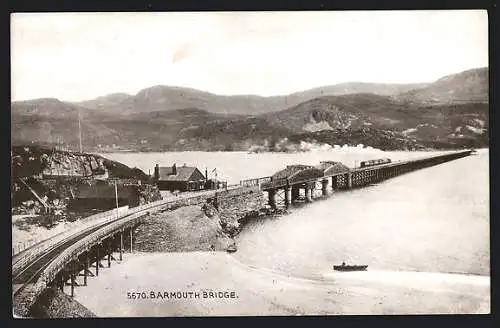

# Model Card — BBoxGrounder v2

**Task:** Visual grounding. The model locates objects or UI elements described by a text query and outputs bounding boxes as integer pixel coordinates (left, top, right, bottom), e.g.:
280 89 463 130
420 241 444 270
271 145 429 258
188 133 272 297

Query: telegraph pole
115 180 119 220
78 109 83 153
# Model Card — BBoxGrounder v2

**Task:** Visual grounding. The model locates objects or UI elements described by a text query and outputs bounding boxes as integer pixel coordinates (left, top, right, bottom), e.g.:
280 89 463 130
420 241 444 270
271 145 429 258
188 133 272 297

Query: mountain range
11 67 489 152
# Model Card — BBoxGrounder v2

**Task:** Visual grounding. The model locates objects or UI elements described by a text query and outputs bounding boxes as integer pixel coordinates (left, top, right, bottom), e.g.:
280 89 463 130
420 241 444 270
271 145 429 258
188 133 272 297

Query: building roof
74 183 135 199
261 164 324 189
316 161 351 175
157 166 205 182
271 165 313 181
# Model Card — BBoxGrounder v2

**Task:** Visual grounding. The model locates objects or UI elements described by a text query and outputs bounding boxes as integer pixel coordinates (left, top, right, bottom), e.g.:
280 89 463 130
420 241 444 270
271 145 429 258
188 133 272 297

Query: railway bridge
12 149 475 317
257 150 474 209
12 189 227 317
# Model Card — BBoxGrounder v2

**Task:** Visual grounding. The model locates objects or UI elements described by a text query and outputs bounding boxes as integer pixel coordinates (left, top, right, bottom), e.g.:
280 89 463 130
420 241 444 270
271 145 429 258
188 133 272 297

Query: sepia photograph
11 10 490 318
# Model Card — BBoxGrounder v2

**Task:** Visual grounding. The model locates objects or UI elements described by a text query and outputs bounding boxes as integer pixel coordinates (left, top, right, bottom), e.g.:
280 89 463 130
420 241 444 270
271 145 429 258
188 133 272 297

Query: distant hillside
13 68 485 118
265 94 409 131
12 98 83 118
78 93 132 110
11 98 121 148
394 67 488 105
70 82 430 116
290 82 428 101
11 67 489 151
264 94 488 149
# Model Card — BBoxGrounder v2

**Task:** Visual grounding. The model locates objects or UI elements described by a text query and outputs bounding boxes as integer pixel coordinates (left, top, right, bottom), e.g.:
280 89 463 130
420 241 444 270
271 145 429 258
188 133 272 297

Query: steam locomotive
359 158 392 168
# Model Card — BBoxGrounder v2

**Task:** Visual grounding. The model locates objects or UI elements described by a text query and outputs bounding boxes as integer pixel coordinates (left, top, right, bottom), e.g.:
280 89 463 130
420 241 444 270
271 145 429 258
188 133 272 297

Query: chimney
154 164 159 180
172 163 177 175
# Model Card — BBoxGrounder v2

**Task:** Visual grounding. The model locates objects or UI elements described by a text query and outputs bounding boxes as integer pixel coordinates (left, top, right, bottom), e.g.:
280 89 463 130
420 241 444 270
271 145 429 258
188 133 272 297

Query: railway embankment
29 288 96 318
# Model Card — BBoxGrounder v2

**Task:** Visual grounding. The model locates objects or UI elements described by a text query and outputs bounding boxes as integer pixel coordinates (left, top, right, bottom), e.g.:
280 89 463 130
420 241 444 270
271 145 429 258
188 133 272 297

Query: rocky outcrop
29 288 96 318
11 145 148 180
133 187 267 253
133 205 235 252
213 187 267 236
11 145 160 218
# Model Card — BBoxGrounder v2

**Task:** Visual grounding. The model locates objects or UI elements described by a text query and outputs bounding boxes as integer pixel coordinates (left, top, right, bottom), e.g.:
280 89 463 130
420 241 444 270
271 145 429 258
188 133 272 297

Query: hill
11 67 489 151
394 67 488 105
11 99 121 149
264 94 488 150
77 93 132 110
70 82 429 116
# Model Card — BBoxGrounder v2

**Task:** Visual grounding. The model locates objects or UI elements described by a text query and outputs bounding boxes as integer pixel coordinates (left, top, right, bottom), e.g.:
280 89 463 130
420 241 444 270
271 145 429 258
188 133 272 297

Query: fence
240 177 271 187
37 185 255 288
12 206 129 276
13 183 257 277
41 210 148 287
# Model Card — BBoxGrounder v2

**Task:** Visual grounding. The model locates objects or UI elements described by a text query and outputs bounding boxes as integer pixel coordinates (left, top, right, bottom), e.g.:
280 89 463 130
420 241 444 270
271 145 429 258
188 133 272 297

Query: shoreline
97 147 487 155
70 251 490 317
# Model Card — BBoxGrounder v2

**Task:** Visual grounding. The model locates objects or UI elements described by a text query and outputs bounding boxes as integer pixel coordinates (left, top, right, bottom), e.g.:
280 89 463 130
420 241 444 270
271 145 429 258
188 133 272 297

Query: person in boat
342 261 346 266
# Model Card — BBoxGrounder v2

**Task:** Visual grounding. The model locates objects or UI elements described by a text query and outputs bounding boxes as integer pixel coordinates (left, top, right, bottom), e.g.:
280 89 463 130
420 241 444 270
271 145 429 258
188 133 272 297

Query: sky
11 10 488 102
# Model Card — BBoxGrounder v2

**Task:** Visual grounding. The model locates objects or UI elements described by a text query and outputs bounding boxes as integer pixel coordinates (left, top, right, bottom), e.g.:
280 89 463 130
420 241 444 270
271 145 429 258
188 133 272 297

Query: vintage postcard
11 10 489 318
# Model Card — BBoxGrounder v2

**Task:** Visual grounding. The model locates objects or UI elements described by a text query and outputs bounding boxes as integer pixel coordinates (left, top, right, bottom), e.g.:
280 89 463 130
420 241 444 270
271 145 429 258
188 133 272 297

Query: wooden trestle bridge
241 150 475 209
12 149 474 317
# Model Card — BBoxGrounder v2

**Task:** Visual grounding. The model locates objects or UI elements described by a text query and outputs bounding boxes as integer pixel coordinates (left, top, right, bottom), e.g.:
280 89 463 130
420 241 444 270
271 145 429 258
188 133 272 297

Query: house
69 181 140 211
153 163 207 192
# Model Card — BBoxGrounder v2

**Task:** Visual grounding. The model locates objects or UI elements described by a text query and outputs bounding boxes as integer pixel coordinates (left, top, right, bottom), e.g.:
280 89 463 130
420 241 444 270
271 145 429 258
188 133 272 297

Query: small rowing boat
333 262 368 272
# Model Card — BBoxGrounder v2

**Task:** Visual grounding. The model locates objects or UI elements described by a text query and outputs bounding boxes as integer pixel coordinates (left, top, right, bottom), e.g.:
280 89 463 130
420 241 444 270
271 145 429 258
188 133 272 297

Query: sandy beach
71 252 490 316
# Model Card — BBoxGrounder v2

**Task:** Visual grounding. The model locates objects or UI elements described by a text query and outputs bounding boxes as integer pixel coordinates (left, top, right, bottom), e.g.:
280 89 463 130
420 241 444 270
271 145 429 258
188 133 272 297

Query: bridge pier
60 272 65 292
120 231 123 261
130 228 133 253
284 187 291 208
70 264 76 297
55 271 65 292
321 179 329 196
345 173 352 189
331 176 338 190
268 189 277 209
105 239 111 268
84 254 89 286
291 185 300 204
96 246 100 276
305 186 312 202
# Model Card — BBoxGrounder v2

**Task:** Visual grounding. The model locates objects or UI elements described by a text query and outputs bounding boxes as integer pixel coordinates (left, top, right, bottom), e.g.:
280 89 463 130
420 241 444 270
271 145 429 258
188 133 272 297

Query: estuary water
71 148 491 316
101 148 490 278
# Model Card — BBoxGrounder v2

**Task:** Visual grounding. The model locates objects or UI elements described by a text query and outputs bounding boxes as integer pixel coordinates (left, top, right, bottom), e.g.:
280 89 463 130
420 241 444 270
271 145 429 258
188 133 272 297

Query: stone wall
213 186 266 236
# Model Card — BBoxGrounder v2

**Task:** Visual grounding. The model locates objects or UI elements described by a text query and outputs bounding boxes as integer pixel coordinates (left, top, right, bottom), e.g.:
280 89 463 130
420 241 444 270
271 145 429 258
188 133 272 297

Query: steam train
359 158 392 168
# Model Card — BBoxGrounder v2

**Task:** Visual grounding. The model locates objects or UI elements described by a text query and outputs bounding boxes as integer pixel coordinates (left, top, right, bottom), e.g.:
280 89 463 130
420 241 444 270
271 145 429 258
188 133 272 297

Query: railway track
12 187 223 298
12 213 135 297
14 219 118 284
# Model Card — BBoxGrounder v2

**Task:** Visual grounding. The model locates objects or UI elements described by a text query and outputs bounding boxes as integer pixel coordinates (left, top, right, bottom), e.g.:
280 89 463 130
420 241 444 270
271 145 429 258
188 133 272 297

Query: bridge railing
12 206 130 276
40 210 148 288
13 187 234 275
261 174 344 190
260 150 473 188
15 185 252 283
38 188 236 287
240 177 271 187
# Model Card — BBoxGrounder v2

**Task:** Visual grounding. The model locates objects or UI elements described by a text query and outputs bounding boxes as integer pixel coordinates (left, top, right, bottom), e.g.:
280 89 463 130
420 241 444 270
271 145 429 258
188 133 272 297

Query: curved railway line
13 213 133 292
12 185 243 316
